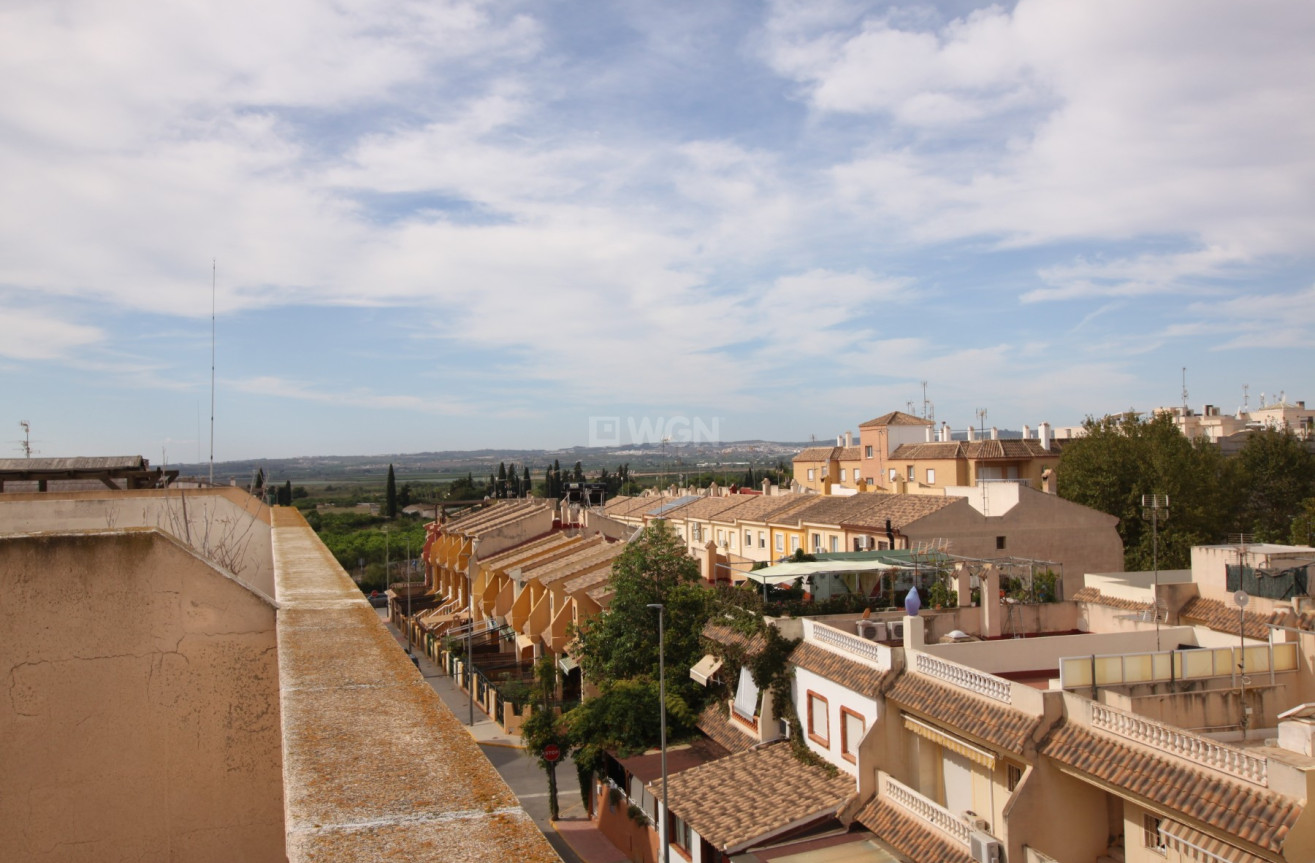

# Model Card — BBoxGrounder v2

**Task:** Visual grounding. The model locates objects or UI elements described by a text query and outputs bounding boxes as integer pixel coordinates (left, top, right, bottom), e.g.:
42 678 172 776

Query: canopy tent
744 558 910 586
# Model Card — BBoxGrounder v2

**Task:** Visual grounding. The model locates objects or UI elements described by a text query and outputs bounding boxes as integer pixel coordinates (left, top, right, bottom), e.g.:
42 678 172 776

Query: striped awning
1161 820 1269 863
903 715 996 769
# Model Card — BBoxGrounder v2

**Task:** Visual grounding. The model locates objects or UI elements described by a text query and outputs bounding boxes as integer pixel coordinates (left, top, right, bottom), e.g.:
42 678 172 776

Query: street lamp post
648 603 669 863
468 537 480 726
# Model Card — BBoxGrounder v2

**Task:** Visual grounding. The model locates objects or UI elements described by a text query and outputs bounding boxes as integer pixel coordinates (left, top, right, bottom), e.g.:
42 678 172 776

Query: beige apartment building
649 541 1315 863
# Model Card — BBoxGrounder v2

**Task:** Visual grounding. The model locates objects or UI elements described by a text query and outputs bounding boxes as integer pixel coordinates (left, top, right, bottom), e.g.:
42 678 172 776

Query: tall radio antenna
1181 367 1189 414
209 260 216 487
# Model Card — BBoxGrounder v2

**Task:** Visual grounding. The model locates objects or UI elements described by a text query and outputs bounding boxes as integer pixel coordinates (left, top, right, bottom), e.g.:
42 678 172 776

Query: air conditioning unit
873 621 888 641
969 831 1002 863
856 536 870 550
889 620 904 640
962 811 990 832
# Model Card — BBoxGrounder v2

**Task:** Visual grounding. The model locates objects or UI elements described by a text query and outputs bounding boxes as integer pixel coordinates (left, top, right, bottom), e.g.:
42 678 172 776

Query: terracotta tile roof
702 621 767 655
860 411 932 428
1041 722 1300 854
1162 819 1271 863
709 493 806 524
696 704 755 754
561 566 613 597
530 541 624 588
734 494 818 525
672 495 751 521
887 674 1040 755
778 495 879 527
854 798 975 863
838 494 959 531
1179 596 1276 641
794 446 841 463
837 446 862 461
1072 587 1153 613
890 439 1061 461
651 742 853 853
792 642 888 697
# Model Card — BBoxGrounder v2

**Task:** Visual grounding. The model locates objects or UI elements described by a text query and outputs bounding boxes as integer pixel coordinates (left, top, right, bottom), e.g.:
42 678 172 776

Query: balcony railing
812 623 888 668
879 772 971 847
1090 703 1268 787
915 653 1013 704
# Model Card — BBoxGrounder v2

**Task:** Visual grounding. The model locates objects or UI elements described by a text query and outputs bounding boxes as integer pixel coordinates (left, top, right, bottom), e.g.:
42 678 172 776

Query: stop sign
542 743 561 763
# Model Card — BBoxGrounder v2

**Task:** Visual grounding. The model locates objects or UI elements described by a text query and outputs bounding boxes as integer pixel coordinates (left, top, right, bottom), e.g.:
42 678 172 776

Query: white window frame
926 468 935 484
807 691 830 747
807 468 815 481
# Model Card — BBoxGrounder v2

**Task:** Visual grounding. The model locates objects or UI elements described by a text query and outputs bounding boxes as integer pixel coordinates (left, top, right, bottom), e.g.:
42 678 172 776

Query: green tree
568 520 711 775
1233 429 1315 541
1290 497 1315 547
573 461 585 481
278 480 292 506
1056 412 1233 569
522 466 531 498
385 464 398 518
520 657 568 820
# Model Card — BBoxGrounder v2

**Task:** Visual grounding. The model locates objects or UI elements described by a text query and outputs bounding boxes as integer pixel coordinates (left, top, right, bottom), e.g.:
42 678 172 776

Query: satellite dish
1234 590 1250 608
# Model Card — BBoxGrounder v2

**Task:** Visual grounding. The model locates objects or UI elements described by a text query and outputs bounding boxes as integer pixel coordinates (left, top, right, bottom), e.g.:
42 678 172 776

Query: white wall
794 667 877 777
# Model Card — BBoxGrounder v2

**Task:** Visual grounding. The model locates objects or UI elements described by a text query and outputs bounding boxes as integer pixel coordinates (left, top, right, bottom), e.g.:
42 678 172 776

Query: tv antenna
1181 367 1188 414
209 259 216 487
18 420 38 458
975 408 988 437
921 380 934 423
1242 383 1249 413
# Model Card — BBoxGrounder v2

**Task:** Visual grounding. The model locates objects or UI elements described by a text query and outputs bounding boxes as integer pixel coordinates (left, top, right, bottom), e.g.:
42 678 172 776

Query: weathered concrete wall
908 487 1123 598
0 529 284 862
0 487 273 596
271 507 560 862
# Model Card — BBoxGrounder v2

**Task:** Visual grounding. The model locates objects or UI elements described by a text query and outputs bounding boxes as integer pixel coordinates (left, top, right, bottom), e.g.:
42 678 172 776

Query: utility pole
648 603 669 863
1142 495 1169 650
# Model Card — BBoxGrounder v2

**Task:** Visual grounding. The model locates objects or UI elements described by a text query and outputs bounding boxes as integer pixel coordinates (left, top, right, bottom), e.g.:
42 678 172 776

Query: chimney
837 435 843 446
762 478 771 496
925 426 933 443
990 426 998 440
845 430 853 447
1040 422 1052 451
941 422 951 442
1022 424 1031 440
966 425 976 442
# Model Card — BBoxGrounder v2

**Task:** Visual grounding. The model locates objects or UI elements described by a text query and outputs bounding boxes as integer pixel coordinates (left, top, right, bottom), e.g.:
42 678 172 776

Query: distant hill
170 440 812 484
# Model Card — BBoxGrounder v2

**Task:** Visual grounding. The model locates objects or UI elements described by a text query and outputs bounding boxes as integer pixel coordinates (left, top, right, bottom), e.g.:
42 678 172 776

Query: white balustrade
813 624 887 667
1089 703 1268 787
881 773 971 846
915 653 1013 704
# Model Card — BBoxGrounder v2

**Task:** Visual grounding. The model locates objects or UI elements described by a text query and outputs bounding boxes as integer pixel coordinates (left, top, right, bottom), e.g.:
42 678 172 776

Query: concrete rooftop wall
271 507 560 862
0 487 274 596
0 529 285 862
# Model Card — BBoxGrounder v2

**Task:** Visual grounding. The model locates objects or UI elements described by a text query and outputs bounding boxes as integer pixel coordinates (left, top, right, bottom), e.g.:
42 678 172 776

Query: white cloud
0 306 102 360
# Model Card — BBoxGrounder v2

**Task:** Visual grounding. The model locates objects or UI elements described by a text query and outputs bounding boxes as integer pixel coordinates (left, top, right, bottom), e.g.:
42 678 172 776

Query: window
807 468 815 481
841 468 848 481
1143 814 1166 855
906 465 915 481
865 445 873 458
734 667 760 720
926 468 935 484
1006 763 1023 792
670 814 692 855
692 525 702 542
812 532 822 551
996 535 1006 550
841 708 866 763
807 691 830 746
855 468 861 480
791 536 800 552
829 536 839 552
716 529 724 546
776 534 784 552
759 531 766 549
745 530 752 547
889 468 897 482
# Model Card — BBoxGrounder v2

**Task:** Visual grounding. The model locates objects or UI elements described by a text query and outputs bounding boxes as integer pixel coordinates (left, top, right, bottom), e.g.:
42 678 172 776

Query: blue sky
2 0 1313 461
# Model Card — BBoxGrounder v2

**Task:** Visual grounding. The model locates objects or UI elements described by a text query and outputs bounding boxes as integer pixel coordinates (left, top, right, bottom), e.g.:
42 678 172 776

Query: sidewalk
378 610 628 863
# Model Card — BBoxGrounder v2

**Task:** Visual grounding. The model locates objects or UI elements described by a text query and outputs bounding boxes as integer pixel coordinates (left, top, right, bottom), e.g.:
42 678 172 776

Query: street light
468 536 480 726
647 602 669 863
